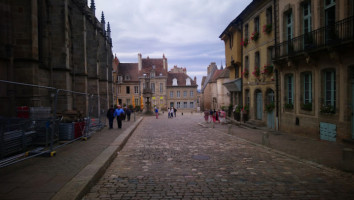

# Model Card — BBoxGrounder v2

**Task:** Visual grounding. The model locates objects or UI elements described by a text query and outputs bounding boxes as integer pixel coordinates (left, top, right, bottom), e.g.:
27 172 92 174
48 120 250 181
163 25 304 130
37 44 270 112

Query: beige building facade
274 0 354 142
241 0 276 128
167 66 198 112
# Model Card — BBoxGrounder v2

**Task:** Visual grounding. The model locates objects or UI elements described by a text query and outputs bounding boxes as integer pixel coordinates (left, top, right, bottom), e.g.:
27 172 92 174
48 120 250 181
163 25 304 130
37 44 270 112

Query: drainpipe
240 20 243 107
274 0 279 131
239 20 244 123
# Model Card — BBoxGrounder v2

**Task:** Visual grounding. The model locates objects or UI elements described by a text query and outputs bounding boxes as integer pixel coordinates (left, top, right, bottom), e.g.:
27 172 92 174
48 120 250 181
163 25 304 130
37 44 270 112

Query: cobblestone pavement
84 114 354 200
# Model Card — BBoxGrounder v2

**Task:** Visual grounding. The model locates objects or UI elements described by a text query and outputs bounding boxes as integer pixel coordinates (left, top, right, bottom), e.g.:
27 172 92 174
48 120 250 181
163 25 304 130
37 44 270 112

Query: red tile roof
117 63 139 82
210 70 223 82
139 58 167 76
167 72 197 87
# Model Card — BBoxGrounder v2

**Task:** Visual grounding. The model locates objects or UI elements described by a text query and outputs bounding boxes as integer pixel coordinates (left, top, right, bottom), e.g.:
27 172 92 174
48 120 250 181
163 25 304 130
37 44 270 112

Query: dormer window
172 78 178 86
118 75 123 83
125 75 130 80
150 71 155 78
186 78 191 86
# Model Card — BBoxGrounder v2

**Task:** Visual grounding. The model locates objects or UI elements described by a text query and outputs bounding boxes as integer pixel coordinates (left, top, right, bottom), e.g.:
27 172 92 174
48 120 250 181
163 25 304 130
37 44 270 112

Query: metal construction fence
0 80 109 168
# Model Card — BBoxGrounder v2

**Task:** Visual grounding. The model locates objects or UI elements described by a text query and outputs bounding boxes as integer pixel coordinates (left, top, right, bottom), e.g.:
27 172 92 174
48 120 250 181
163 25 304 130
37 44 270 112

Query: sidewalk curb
51 117 143 200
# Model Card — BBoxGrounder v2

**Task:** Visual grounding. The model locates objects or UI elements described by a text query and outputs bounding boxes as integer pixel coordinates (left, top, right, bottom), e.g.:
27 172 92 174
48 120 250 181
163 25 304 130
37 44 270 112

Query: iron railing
274 16 354 59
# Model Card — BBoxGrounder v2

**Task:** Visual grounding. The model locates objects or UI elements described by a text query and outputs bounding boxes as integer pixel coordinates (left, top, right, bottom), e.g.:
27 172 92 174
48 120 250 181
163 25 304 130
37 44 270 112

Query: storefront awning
223 78 241 92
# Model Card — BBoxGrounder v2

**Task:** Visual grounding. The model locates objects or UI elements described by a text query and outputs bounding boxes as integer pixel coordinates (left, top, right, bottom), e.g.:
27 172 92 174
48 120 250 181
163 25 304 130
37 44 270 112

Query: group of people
167 107 177 118
204 109 226 124
106 105 132 129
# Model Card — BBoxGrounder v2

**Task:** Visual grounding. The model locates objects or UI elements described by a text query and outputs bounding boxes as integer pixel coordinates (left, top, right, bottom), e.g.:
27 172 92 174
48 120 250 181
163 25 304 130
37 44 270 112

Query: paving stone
84 114 354 199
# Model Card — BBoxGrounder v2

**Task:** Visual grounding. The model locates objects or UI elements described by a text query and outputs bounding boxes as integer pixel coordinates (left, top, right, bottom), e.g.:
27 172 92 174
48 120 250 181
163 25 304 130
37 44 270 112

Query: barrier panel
0 80 109 168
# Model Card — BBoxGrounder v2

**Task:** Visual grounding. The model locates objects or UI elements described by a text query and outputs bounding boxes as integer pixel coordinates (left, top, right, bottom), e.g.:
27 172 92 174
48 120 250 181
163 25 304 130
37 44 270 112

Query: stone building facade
0 0 113 117
219 16 243 112
201 63 218 111
167 66 198 112
273 0 354 142
116 55 198 112
201 63 230 111
241 0 276 129
220 0 276 128
116 54 168 111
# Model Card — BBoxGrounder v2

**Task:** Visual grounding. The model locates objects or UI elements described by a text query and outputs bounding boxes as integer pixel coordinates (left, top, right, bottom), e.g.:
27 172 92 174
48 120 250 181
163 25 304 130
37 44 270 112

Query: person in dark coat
126 107 131 121
106 105 115 129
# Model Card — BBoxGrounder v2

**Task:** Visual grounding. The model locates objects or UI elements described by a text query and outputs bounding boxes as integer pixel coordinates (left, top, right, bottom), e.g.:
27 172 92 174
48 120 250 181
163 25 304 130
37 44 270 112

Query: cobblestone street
84 114 354 200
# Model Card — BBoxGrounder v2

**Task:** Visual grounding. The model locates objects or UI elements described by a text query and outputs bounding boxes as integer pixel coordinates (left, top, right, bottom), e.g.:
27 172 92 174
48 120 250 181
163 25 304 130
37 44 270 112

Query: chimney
90 0 95 16
194 76 197 83
163 55 167 71
101 12 106 35
138 53 142 71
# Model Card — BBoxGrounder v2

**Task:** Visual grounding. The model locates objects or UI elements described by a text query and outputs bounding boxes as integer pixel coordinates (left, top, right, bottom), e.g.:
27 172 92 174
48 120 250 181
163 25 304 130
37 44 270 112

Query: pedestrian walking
216 109 221 123
122 106 127 120
126 107 131 121
106 105 115 129
170 107 173 118
114 105 125 129
167 108 170 118
173 107 177 117
204 110 209 123
220 109 226 124
213 109 217 123
155 106 159 119
209 109 213 123
170 107 174 118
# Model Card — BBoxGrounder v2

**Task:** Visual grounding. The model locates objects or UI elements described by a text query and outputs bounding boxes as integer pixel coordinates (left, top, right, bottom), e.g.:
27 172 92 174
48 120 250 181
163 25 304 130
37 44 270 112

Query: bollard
342 148 354 172
228 124 232 134
262 132 270 146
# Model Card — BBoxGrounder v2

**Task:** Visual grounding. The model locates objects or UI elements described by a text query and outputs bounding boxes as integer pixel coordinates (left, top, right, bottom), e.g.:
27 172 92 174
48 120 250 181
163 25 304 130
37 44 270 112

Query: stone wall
0 0 113 117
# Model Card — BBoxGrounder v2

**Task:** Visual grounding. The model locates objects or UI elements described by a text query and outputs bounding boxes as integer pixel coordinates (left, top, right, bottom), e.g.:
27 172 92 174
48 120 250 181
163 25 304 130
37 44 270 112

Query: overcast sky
93 0 252 88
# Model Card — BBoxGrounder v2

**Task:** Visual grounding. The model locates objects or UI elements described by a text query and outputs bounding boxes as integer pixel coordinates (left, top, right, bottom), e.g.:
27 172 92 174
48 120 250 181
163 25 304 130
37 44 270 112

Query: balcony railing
274 16 354 59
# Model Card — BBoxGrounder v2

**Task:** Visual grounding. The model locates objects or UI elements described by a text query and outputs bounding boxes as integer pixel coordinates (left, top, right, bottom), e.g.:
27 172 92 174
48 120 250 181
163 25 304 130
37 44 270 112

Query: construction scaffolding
0 80 109 168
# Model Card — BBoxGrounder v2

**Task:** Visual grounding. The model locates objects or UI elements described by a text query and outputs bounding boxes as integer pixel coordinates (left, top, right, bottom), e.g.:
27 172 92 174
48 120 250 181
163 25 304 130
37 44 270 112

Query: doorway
256 91 263 120
266 89 275 129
